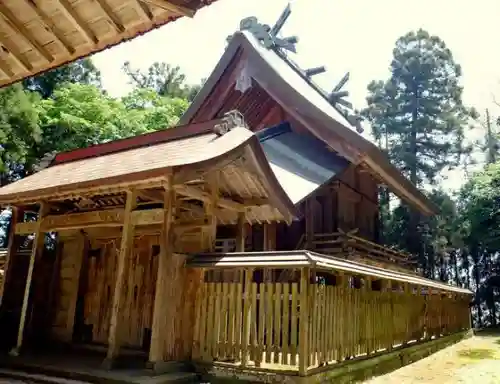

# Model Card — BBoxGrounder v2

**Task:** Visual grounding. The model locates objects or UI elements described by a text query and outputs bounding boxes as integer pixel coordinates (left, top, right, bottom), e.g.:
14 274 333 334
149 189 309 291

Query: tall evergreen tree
363 29 475 276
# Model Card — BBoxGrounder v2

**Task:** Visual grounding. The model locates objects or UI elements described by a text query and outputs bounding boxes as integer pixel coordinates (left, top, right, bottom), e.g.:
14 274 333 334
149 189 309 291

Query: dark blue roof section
257 122 350 204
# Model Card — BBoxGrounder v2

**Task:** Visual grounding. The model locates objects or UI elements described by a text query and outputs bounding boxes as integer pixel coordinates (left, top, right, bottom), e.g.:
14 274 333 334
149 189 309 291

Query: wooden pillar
10 203 47 356
305 199 314 250
298 267 310 376
149 185 176 368
0 206 20 306
236 212 245 252
104 190 137 367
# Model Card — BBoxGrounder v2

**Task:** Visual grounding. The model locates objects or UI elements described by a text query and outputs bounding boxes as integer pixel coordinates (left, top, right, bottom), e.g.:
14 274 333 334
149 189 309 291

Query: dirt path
365 333 500 384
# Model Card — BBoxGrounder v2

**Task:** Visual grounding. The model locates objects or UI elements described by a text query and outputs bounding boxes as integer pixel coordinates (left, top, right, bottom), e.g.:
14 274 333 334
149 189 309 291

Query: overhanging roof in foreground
0 0 218 88
187 250 473 295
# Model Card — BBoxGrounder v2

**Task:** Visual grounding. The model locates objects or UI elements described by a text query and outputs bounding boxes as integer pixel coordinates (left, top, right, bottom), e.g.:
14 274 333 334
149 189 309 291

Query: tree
363 29 476 276
123 61 202 101
0 84 44 187
23 58 101 99
364 30 475 186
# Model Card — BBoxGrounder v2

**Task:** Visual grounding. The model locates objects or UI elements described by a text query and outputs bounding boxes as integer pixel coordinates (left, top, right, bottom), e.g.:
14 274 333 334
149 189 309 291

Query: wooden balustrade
192 268 471 374
312 232 416 272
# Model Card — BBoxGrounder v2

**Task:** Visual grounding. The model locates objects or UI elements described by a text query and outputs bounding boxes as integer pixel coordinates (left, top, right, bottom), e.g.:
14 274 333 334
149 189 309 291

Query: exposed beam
140 0 195 17
15 207 165 234
0 35 32 71
135 0 153 21
94 0 125 34
0 59 13 77
26 0 75 54
137 189 164 203
55 0 98 45
174 184 245 211
0 3 54 62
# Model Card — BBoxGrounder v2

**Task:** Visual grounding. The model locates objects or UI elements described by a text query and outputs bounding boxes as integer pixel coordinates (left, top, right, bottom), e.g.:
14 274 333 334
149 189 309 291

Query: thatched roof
0 0 217 88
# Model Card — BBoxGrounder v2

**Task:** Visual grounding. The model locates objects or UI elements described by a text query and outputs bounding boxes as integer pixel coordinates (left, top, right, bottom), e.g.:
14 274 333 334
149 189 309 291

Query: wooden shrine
0 7 473 383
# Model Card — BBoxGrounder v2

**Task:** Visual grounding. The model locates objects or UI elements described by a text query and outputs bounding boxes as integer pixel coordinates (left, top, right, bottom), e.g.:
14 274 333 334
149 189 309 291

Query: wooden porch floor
0 347 198 383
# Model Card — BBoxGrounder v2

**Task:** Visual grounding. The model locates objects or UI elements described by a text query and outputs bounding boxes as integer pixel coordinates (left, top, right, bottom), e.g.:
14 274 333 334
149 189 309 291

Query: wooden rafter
55 0 98 45
94 0 125 34
140 0 196 17
25 0 75 55
175 184 245 211
0 59 13 77
0 34 32 71
0 3 54 62
137 189 164 203
135 0 154 21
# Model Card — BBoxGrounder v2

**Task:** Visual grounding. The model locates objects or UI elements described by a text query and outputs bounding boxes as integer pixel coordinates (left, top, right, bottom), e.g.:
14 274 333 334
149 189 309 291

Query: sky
91 0 500 190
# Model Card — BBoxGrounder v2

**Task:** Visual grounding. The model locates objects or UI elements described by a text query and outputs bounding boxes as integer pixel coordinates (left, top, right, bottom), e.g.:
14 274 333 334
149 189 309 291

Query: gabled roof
0 0 218 89
256 121 349 205
179 30 437 215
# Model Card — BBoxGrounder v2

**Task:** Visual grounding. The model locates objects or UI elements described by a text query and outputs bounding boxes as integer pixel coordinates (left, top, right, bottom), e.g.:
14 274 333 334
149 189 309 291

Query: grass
365 334 500 383
458 348 496 360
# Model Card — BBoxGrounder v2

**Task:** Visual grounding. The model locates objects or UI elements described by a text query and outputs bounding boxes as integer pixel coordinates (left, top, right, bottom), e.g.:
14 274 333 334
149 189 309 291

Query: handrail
312 231 416 271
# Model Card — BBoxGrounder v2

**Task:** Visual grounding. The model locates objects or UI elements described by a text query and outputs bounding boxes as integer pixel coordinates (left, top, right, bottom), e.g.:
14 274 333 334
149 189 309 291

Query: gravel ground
365 334 500 384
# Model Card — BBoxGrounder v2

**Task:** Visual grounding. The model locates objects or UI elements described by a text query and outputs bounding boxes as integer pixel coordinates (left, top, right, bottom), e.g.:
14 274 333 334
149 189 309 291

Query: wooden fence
192 268 471 375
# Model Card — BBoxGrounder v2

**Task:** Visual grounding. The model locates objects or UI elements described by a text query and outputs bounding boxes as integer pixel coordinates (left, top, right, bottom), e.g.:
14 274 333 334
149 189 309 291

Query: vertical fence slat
257 283 265 367
282 283 290 366
265 283 274 364
250 283 258 362
290 282 298 366
234 282 243 359
227 282 236 359
273 283 282 364
298 268 309 376
219 282 229 359
241 269 252 367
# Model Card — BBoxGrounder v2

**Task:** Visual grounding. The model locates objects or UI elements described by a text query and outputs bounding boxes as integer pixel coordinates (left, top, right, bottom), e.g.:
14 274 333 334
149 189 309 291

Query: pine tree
363 29 475 276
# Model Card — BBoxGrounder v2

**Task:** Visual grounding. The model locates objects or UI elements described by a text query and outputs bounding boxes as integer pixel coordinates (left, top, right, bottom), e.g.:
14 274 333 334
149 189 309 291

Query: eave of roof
187 250 473 295
0 0 218 89
179 31 438 216
0 123 297 222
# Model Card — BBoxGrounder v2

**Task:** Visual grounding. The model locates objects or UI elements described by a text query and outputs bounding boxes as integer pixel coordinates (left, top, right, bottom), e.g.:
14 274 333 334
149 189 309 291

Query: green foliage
459 162 500 252
0 84 44 184
363 29 475 186
23 58 101 99
123 61 202 101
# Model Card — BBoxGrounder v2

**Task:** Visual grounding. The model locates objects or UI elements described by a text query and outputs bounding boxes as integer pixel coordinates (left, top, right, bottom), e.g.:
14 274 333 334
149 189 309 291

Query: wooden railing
192 268 471 374
312 231 416 272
